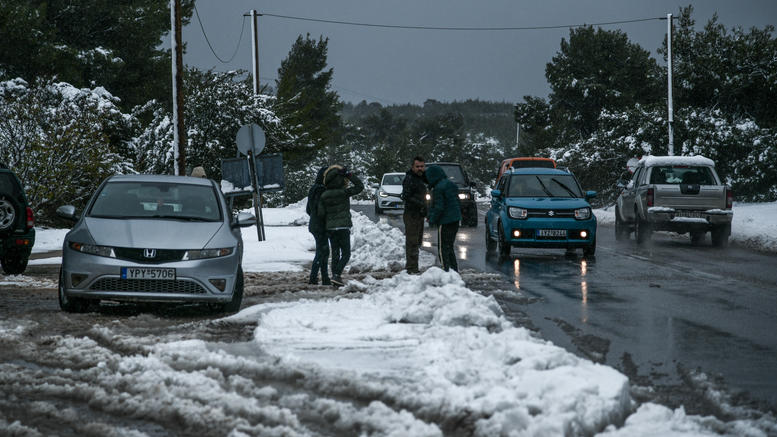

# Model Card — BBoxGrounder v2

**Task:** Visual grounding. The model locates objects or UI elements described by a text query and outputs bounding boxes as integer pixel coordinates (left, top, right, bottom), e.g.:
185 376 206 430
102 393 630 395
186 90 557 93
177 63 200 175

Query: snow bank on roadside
594 201 777 253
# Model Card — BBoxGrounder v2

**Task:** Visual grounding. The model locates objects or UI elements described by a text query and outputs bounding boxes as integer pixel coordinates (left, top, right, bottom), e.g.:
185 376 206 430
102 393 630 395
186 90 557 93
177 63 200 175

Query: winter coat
306 166 329 234
425 165 462 226
401 169 428 217
317 165 364 230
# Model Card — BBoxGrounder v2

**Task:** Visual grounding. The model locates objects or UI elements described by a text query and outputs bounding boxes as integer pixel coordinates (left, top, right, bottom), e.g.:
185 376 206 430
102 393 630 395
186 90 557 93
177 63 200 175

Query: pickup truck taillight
726 188 733 209
26 207 34 230
646 188 654 207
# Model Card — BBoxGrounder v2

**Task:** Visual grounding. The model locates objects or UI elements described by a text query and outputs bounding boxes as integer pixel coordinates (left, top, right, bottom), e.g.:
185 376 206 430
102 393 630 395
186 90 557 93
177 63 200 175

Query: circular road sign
236 123 266 155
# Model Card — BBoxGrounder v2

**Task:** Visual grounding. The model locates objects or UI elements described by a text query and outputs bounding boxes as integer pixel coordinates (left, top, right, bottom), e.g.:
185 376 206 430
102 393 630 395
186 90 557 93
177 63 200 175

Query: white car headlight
184 248 234 260
508 207 528 219
425 193 431 200
575 207 592 220
69 242 115 258
458 193 470 200
379 190 389 198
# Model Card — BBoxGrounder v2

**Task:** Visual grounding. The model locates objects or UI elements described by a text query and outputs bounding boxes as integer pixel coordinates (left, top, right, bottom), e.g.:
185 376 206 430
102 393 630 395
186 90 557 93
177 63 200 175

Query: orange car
496 157 556 182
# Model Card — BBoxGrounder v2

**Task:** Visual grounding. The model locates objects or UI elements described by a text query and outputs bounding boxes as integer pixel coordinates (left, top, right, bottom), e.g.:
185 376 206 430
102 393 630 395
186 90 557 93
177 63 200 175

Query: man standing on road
425 164 462 272
306 166 331 285
400 156 427 274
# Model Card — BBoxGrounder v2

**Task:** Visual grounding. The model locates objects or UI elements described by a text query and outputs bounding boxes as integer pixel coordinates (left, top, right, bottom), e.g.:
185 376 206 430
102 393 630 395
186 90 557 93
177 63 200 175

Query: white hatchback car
374 172 405 215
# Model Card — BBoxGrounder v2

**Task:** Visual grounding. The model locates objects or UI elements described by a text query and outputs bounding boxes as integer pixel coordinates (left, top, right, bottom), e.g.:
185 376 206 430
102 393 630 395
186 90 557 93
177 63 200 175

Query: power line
193 2 247 63
259 12 664 31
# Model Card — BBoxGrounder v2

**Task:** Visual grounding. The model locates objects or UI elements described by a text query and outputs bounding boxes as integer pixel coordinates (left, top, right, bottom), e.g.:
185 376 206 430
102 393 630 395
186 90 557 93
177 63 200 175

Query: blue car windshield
89 181 222 221
507 174 583 198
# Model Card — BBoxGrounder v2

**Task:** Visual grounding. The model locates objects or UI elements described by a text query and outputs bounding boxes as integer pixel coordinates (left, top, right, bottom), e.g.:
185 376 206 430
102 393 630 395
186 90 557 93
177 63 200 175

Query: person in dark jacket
400 156 427 274
317 165 364 286
425 165 462 272
306 166 330 285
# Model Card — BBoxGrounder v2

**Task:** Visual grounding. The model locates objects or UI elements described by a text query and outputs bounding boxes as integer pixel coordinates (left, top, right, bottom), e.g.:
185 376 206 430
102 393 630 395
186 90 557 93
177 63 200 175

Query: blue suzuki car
485 167 597 257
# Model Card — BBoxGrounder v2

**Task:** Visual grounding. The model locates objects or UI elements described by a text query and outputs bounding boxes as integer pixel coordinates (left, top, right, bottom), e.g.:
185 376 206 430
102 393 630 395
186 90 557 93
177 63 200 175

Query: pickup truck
615 155 733 247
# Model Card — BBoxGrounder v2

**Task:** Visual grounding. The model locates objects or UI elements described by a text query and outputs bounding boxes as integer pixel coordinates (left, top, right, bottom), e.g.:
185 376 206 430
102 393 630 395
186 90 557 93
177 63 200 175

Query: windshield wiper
550 178 579 197
535 176 554 197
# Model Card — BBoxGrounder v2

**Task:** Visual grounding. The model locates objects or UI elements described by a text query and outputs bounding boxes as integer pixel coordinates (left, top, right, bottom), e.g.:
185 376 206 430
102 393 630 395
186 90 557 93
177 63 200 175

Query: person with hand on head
317 165 364 287
400 156 428 274
306 166 331 285
425 165 462 272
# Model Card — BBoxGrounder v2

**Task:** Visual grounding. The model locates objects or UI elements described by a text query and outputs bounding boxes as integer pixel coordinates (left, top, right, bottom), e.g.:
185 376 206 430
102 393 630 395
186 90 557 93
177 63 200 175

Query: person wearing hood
317 165 364 286
400 156 428 274
306 166 331 285
425 164 462 272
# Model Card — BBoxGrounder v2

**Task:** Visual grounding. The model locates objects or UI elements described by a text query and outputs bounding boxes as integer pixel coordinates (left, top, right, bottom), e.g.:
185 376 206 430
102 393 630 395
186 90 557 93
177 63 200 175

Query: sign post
236 123 266 241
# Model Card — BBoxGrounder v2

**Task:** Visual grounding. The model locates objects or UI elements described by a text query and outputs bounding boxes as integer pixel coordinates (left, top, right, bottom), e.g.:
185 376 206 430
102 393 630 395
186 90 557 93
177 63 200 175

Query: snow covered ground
5 204 776 435
594 201 777 253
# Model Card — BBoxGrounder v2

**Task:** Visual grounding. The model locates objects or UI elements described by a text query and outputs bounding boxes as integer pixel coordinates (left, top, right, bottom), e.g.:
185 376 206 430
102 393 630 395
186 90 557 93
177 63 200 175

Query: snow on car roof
639 155 715 167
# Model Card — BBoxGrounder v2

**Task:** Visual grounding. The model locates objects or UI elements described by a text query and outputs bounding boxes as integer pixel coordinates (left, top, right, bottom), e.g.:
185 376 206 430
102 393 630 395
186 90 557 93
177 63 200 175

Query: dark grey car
56 174 255 313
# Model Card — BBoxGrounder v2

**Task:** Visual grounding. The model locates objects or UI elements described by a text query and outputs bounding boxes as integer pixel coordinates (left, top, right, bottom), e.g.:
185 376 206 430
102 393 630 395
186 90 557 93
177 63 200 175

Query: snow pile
348 211 435 273
247 268 633 435
31 228 69 253
0 275 57 288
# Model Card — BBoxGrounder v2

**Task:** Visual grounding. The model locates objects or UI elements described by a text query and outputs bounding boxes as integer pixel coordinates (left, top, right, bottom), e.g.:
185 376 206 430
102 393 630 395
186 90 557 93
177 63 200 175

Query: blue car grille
90 278 206 294
113 248 186 263
527 209 575 218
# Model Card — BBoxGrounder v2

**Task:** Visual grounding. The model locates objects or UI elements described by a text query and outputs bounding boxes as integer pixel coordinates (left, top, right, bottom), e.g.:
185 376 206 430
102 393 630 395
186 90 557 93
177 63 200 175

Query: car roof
638 155 715 167
506 168 570 176
107 174 214 186
426 162 460 166
382 172 405 176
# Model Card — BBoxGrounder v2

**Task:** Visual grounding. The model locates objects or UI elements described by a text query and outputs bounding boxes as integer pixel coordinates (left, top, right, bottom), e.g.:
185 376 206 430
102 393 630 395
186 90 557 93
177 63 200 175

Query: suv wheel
374 202 382 215
58 268 88 313
485 222 495 252
583 237 597 257
221 266 244 313
635 211 652 245
1 254 28 275
0 195 18 232
497 223 511 258
711 224 730 248
614 206 629 241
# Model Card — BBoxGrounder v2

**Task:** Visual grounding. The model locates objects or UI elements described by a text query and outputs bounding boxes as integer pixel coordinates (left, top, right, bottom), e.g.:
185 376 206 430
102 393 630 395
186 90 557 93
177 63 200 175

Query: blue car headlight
508 207 528 219
575 207 592 220
183 248 234 260
69 242 115 258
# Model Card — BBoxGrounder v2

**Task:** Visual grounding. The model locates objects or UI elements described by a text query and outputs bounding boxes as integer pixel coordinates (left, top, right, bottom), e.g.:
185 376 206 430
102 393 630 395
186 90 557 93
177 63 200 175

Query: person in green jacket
317 165 364 286
425 165 462 272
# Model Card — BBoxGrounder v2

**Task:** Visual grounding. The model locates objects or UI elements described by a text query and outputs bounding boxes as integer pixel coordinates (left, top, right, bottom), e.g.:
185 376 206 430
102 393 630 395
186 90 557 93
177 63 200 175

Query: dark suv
0 164 35 274
426 162 478 227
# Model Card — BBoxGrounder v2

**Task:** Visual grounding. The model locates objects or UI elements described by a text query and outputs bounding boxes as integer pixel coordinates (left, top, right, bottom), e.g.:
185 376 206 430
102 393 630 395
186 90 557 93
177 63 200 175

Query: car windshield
649 166 716 185
506 174 583 198
437 165 467 186
88 181 222 221
381 174 405 185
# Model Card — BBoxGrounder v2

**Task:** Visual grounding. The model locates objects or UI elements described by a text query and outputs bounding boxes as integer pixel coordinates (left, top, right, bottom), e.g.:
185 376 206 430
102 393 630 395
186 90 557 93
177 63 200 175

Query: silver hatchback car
56 174 255 313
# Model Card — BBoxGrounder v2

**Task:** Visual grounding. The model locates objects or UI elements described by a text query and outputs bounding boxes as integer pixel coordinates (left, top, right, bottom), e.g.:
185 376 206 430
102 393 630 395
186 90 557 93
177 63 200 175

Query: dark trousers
310 232 330 282
403 213 424 272
328 229 351 277
437 221 459 272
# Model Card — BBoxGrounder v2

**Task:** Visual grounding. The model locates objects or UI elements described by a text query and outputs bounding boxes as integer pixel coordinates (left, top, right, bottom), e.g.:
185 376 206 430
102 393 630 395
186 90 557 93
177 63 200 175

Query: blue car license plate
537 229 566 237
121 267 176 280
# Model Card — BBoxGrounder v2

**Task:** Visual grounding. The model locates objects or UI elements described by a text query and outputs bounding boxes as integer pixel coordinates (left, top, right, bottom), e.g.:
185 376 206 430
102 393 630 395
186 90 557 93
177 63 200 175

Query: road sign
254 154 285 191
236 123 266 156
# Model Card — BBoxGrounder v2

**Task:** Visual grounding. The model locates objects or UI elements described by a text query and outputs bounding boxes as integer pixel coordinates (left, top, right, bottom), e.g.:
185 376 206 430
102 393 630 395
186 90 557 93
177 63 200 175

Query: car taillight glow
26 207 34 229
726 188 733 209
646 188 654 207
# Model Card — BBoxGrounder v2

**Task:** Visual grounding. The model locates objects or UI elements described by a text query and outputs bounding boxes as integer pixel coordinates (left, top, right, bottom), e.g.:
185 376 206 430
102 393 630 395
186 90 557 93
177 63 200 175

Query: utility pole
250 10 260 93
667 13 674 156
170 0 187 175
248 10 265 240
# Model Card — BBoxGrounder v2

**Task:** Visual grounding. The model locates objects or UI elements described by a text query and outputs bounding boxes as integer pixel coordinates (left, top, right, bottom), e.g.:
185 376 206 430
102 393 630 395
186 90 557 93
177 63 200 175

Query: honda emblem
143 248 157 259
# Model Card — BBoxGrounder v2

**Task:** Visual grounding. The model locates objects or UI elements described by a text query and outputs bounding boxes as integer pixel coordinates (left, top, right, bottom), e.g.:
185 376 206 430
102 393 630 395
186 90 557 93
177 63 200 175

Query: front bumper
647 208 733 232
377 195 404 210
61 248 240 304
503 217 597 248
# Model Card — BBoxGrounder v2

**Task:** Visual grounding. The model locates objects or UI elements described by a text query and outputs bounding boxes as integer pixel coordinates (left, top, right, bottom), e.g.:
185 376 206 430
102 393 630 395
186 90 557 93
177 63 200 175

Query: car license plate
121 267 176 280
537 229 566 237
677 211 703 218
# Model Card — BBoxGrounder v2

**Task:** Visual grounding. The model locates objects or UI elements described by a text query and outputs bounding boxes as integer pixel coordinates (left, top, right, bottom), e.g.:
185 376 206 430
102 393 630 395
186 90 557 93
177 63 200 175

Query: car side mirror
585 190 597 200
56 205 78 221
491 189 502 198
232 211 256 228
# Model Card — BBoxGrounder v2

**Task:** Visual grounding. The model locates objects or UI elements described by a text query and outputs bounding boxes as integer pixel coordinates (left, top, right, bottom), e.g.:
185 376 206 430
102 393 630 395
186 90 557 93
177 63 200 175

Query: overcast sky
181 1 777 105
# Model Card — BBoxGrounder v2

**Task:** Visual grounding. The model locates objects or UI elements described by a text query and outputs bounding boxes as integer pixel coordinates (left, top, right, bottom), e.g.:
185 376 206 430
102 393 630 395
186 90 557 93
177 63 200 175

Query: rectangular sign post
247 151 265 241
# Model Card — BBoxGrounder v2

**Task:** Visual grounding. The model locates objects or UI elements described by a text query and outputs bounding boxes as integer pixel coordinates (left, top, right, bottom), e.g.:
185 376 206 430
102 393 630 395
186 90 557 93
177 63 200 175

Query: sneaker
321 278 331 286
331 276 344 287
308 278 318 285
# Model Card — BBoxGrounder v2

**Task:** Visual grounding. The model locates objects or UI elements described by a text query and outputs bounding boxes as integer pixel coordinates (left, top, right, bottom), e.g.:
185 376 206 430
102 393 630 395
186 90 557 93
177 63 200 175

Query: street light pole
667 13 674 156
170 0 187 175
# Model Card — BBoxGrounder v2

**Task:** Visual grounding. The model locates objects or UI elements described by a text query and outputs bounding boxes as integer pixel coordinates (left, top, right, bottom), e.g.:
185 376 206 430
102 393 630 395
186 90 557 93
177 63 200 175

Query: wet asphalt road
353 204 777 415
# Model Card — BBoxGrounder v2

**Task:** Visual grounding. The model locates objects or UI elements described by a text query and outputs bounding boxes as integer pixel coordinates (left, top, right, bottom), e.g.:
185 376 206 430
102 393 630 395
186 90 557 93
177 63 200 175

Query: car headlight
425 194 431 200
458 193 470 200
69 242 115 258
575 207 592 220
508 207 528 219
183 248 234 260
379 190 389 198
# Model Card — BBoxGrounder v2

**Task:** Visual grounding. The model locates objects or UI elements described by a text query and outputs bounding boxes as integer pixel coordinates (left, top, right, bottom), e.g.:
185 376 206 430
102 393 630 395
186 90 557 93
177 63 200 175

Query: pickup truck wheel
635 215 652 245
711 224 731 248
690 232 705 246
614 206 628 241
497 223 511 258
1 254 29 275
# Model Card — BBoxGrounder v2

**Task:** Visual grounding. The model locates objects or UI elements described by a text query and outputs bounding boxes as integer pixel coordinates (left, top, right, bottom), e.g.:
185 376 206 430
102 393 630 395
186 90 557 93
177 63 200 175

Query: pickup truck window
648 166 716 185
